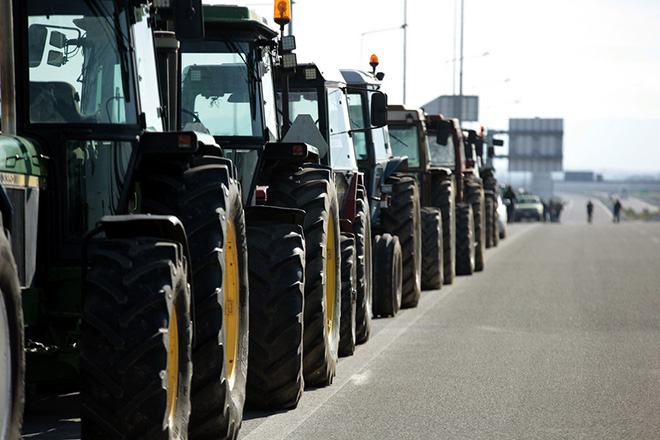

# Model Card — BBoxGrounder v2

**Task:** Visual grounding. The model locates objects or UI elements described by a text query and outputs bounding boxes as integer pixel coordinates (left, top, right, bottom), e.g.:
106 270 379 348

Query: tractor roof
203 4 277 38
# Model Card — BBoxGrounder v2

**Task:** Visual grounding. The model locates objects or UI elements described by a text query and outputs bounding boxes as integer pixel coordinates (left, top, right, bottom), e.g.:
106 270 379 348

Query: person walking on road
587 200 594 224
613 199 622 223
504 184 517 223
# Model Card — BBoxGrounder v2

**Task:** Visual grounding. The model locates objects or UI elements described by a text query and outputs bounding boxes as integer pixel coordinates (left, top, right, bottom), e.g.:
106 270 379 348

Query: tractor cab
174 5 319 205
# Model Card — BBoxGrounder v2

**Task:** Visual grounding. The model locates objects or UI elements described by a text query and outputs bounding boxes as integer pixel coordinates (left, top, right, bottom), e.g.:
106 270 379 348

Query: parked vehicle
159 4 343 411
425 114 489 275
340 63 405 317
276 62 380 354
515 195 545 221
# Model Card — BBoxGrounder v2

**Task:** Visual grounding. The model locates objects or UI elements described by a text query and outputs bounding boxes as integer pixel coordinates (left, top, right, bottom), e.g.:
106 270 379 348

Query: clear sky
215 0 660 177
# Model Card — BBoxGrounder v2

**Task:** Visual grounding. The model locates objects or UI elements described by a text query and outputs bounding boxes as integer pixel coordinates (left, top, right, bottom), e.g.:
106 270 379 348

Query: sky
213 0 660 178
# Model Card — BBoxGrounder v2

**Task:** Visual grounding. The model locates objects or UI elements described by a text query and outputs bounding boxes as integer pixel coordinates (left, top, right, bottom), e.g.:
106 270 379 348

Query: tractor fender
97 214 193 291
244 205 306 227
383 156 408 181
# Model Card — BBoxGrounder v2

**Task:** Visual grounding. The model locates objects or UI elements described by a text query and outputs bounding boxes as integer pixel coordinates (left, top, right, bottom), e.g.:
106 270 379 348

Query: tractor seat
30 81 98 123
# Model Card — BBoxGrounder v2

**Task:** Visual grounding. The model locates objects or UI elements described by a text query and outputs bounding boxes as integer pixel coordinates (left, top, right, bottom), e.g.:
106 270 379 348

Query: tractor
157 3 343 405
340 62 409 316
1 0 251 438
387 105 459 282
275 61 381 356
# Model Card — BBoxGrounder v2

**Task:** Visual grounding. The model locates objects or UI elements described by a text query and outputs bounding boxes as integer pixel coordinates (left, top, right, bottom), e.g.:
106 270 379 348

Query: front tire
0 231 24 440
82 238 192 440
484 191 495 249
339 233 357 357
353 188 372 344
455 203 475 276
421 207 443 290
431 176 456 285
466 178 486 272
380 174 421 308
371 234 402 318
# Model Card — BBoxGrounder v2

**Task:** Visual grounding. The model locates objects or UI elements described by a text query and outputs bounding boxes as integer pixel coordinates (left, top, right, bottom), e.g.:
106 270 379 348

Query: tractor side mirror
174 0 205 41
370 92 388 128
435 120 451 146
475 138 484 158
29 25 48 67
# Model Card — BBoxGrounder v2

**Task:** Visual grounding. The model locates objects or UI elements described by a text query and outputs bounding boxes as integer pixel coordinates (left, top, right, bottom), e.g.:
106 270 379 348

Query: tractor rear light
380 193 390 208
292 143 305 156
380 184 393 194
178 134 194 148
256 185 268 203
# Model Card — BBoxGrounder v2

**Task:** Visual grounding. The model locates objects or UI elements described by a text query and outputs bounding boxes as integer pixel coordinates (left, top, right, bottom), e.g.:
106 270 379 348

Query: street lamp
359 0 408 103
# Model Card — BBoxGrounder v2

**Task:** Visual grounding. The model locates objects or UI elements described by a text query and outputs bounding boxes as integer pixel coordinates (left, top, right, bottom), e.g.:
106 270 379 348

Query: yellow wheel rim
224 217 239 385
166 305 179 428
325 212 337 338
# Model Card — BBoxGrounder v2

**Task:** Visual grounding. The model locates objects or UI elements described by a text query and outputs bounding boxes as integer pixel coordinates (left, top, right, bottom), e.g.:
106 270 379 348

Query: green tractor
2 0 252 438
158 4 342 405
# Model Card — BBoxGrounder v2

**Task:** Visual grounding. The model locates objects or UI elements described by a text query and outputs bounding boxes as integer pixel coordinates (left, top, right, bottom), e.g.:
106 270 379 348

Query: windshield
389 124 421 168
347 93 367 160
429 132 455 168
327 87 356 170
27 1 138 125
180 40 269 137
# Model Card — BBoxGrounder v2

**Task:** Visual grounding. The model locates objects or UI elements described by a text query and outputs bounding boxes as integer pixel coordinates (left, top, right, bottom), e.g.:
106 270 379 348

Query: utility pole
403 0 408 104
457 0 464 121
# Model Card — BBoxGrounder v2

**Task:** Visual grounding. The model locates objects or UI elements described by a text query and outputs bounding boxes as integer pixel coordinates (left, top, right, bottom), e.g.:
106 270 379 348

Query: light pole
403 0 407 104
457 0 464 121
360 0 408 103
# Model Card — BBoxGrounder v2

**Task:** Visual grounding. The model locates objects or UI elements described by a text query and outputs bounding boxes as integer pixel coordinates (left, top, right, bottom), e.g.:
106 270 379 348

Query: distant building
508 118 564 200
564 171 596 182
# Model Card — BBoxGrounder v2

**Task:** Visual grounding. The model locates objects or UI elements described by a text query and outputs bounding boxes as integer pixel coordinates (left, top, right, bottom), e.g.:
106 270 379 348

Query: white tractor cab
276 61 389 348
340 63 411 316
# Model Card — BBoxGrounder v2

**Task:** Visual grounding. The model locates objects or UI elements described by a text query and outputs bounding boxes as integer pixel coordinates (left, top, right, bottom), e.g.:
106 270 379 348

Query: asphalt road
237 220 660 439
22 203 660 439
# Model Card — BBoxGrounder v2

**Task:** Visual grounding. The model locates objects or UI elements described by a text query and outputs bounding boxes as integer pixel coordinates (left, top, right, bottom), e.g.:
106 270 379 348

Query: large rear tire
455 203 475 276
431 176 456 285
353 188 372 345
371 234 402 318
268 164 341 387
245 220 305 409
140 156 249 439
484 191 495 249
0 231 24 440
380 174 421 308
339 233 357 357
82 238 192 440
466 178 486 272
421 207 443 290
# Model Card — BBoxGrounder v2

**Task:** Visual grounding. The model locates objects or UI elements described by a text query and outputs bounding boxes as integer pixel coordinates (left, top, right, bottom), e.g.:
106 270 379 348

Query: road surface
22 195 660 439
